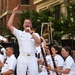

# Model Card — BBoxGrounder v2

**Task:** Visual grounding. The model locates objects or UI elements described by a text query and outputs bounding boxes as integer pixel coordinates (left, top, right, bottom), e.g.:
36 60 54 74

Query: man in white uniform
0 47 17 75
7 5 41 75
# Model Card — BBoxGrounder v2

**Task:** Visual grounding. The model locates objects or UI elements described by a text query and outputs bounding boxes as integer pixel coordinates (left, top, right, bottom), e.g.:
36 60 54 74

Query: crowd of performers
34 38 75 75
0 36 75 75
0 5 75 75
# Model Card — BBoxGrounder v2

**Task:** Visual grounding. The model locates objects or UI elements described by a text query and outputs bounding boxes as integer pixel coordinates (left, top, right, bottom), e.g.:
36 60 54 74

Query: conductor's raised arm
7 5 19 33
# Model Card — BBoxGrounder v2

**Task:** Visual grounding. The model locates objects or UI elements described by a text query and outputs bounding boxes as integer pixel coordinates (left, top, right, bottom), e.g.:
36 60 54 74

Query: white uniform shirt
0 54 4 63
39 54 50 75
1 47 6 58
13 27 40 55
36 46 44 58
1 55 17 75
54 54 64 67
46 54 64 75
39 65 47 75
36 46 41 54
62 55 75 75
46 55 53 75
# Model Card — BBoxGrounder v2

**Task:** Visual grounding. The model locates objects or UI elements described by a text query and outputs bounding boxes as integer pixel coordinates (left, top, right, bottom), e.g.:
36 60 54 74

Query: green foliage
66 1 75 38
0 26 14 37
48 1 75 44
3 1 75 44
19 9 41 34
18 1 75 44
18 9 52 34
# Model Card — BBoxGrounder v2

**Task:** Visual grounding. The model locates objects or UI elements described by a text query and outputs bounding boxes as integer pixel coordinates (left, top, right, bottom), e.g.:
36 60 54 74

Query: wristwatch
30 32 33 35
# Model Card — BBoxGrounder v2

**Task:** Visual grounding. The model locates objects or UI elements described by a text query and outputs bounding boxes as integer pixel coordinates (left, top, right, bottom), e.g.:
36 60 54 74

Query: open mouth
25 25 29 29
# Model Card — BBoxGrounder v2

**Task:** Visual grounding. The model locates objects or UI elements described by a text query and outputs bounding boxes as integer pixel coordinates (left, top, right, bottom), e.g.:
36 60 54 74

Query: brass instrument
41 22 53 45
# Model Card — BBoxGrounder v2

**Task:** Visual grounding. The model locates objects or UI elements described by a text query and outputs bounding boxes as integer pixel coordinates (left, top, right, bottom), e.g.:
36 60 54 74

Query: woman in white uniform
57 46 75 75
46 45 64 75
39 45 51 75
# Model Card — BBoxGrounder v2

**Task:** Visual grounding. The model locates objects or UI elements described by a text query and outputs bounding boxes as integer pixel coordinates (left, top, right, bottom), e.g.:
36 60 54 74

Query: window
21 0 30 5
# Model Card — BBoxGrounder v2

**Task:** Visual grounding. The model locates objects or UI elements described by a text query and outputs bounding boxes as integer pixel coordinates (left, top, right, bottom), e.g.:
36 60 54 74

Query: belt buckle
27 54 30 56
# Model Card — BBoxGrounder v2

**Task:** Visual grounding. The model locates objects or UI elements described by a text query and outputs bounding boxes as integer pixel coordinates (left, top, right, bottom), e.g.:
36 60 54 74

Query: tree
67 1 75 38
19 9 41 34
3 1 75 44
49 1 75 44
18 8 52 35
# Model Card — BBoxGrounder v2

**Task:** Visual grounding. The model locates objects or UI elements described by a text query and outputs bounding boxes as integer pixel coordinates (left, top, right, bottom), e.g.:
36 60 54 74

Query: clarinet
49 44 58 75
41 47 50 75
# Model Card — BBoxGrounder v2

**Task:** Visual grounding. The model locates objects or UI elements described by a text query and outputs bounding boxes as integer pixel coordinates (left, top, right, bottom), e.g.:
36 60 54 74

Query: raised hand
12 5 19 14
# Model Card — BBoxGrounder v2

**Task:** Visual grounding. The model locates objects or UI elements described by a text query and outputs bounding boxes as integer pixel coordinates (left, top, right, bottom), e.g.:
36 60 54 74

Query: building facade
0 0 36 35
34 0 75 38
34 0 67 17
33 0 75 49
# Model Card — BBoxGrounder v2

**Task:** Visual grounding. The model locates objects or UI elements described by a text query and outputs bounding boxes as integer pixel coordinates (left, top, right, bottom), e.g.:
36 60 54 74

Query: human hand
55 68 61 73
26 27 31 32
55 68 62 75
45 64 51 70
26 27 30 31
12 5 19 14
0 60 4 68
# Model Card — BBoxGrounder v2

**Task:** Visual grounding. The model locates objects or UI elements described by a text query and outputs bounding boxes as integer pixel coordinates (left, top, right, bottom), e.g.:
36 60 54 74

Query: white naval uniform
39 65 47 75
36 46 44 59
1 47 6 58
46 55 53 75
46 54 64 75
0 54 4 63
13 27 40 75
0 54 4 73
39 55 51 75
1 55 17 75
62 55 75 75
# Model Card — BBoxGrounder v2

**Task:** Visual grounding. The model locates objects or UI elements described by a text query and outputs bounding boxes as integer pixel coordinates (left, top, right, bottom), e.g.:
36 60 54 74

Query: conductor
7 5 41 75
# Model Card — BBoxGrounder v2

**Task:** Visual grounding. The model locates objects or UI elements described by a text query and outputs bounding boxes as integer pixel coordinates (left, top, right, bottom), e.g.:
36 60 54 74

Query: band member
57 46 75 75
0 47 17 75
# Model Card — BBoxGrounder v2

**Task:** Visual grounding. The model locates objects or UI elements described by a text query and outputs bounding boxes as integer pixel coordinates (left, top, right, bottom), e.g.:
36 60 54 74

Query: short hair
52 45 61 54
6 47 15 53
25 18 32 23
